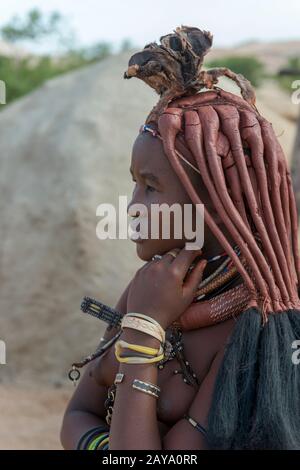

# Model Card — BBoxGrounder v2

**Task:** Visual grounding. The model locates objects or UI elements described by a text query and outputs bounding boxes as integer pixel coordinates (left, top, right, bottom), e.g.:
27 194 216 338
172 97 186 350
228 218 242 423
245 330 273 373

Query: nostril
128 208 139 218
127 205 147 218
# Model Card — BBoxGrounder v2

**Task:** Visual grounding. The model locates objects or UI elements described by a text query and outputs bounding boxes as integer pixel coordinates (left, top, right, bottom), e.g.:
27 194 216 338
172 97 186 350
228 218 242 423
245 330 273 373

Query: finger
184 259 208 294
161 248 181 264
137 257 157 275
170 247 203 277
149 255 163 268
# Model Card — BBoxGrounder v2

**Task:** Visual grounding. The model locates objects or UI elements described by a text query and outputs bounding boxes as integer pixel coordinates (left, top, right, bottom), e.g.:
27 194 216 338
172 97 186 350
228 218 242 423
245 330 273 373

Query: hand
126 247 207 330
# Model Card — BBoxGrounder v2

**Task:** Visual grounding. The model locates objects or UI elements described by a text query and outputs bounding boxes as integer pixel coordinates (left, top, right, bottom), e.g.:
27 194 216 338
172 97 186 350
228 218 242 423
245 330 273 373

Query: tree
0 8 74 50
0 9 113 104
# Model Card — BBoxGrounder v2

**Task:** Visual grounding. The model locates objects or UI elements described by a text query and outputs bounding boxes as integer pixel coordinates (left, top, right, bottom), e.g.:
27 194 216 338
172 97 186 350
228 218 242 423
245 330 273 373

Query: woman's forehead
131 132 171 175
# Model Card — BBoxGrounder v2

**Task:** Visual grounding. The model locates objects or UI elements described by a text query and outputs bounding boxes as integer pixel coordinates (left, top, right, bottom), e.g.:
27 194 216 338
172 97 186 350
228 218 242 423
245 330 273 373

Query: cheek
131 182 194 243
147 208 189 244
145 189 192 239
135 238 161 261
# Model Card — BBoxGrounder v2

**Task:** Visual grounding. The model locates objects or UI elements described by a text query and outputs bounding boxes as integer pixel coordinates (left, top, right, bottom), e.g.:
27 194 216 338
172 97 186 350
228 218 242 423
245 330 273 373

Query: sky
1 0 300 52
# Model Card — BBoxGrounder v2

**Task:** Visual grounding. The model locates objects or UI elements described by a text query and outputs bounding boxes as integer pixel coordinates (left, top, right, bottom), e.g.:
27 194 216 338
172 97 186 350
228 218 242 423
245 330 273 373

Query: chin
134 239 186 261
135 241 156 261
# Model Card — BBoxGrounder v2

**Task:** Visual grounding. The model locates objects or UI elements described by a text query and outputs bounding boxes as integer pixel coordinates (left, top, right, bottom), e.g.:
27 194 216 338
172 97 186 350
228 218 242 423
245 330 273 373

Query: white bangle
121 315 164 344
125 312 165 342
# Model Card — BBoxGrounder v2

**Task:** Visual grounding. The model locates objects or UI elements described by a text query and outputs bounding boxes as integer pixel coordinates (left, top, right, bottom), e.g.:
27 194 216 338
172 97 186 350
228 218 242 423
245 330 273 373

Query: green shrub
205 55 265 87
276 56 300 93
0 9 115 105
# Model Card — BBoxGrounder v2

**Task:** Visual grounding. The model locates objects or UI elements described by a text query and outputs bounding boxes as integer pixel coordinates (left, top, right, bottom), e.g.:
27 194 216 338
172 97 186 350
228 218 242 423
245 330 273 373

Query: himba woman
60 26 300 450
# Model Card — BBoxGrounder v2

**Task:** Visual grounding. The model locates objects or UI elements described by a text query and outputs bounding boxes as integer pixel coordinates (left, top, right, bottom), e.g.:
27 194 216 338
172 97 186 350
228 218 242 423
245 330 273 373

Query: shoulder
182 317 236 384
184 316 236 354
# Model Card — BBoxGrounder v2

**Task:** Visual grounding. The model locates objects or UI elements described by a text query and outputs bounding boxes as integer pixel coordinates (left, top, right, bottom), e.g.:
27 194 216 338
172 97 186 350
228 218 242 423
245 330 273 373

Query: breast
96 323 228 426
156 358 199 425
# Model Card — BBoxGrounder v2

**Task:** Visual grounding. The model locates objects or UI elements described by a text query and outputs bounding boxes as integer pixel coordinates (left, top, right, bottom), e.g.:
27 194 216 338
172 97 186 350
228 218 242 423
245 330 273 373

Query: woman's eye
146 184 156 192
131 179 155 193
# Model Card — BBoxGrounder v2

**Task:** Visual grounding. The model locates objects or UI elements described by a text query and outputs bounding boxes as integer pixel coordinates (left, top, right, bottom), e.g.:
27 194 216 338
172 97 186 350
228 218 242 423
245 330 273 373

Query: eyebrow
130 168 160 184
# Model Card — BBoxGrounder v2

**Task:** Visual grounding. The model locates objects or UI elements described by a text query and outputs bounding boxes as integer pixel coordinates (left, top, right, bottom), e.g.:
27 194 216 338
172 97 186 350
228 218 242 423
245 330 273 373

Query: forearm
61 281 133 450
108 329 162 450
61 410 108 450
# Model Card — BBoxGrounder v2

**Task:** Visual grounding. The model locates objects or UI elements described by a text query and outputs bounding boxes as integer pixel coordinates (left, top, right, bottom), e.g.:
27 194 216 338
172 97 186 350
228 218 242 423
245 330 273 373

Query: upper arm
162 347 225 450
64 279 132 417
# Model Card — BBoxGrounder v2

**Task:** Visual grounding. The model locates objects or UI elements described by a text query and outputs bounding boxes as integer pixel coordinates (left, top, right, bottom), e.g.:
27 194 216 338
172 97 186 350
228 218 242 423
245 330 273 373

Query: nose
127 184 140 216
127 198 137 217
127 205 141 217
127 191 147 219
128 202 144 219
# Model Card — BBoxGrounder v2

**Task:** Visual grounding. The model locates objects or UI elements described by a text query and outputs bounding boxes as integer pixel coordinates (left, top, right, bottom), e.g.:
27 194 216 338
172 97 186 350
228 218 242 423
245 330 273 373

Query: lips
129 225 142 241
131 236 144 243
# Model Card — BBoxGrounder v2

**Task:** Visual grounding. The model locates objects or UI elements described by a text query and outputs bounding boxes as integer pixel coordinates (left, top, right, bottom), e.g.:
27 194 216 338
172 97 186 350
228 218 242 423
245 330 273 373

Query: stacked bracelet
76 425 110 450
116 313 166 364
87 433 109 450
115 339 164 364
121 313 165 344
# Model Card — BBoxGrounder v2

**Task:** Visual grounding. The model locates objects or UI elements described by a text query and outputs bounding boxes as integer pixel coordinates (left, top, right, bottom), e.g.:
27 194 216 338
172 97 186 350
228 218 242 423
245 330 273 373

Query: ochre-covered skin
125 26 300 326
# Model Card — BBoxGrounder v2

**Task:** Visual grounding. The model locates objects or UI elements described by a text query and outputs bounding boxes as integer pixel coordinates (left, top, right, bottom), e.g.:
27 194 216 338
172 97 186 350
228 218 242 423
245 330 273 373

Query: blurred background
0 0 299 449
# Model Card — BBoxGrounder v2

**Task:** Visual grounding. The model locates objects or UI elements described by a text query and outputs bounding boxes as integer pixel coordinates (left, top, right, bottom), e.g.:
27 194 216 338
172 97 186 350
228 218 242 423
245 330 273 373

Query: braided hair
125 26 300 449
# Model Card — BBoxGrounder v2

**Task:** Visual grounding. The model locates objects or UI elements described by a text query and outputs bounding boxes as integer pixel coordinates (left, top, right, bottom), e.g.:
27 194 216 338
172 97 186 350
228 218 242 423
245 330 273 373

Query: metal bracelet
132 379 161 398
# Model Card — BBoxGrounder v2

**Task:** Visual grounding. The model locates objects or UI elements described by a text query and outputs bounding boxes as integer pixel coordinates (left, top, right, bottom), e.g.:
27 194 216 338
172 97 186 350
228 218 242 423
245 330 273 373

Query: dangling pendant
104 385 116 425
157 340 173 369
68 365 81 386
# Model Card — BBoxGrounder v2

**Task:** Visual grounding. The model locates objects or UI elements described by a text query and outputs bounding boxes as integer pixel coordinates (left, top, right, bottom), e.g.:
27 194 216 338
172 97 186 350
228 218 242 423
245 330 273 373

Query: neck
201 238 244 292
